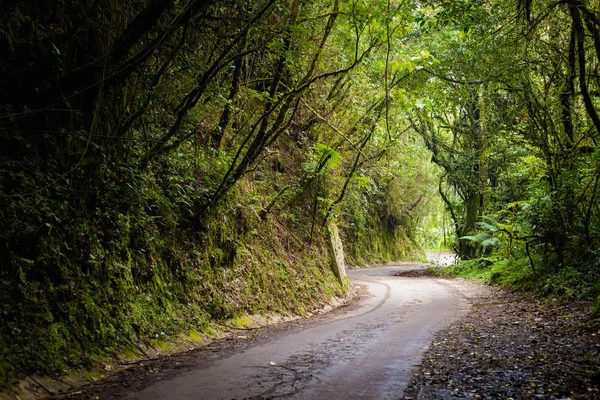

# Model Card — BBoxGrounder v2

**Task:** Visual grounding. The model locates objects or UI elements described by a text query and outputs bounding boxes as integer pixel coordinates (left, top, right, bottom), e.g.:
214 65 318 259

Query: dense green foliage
2 0 600 391
0 0 434 387
412 0 600 301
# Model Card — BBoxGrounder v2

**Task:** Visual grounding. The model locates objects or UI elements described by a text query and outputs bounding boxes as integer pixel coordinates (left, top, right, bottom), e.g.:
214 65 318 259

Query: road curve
130 264 473 400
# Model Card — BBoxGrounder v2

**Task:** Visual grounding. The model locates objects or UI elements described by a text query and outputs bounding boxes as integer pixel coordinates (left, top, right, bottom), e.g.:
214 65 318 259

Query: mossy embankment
0 164 346 396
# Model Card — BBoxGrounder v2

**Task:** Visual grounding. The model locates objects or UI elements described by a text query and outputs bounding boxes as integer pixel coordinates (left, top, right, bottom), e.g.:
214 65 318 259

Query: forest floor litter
401 273 600 400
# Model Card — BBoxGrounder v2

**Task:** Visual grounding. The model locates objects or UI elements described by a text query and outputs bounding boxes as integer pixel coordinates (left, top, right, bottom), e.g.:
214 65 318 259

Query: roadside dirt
402 285 600 400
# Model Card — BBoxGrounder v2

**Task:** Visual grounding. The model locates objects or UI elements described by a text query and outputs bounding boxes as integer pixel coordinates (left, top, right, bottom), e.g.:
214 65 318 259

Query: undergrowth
445 249 600 315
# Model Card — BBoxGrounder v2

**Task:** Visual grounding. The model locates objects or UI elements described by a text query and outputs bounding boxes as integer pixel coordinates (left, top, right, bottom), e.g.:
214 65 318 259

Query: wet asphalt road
132 262 473 400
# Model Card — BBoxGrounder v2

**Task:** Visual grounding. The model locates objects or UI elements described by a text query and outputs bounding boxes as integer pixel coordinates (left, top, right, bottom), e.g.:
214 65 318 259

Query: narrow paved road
130 264 474 400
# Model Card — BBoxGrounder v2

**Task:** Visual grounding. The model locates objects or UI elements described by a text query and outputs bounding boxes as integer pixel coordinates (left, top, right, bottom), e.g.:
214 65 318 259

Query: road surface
127 263 474 400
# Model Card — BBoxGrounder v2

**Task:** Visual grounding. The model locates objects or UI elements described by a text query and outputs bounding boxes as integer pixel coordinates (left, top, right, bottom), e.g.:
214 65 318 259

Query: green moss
201 325 217 337
228 315 253 327
186 329 203 341
149 339 175 352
